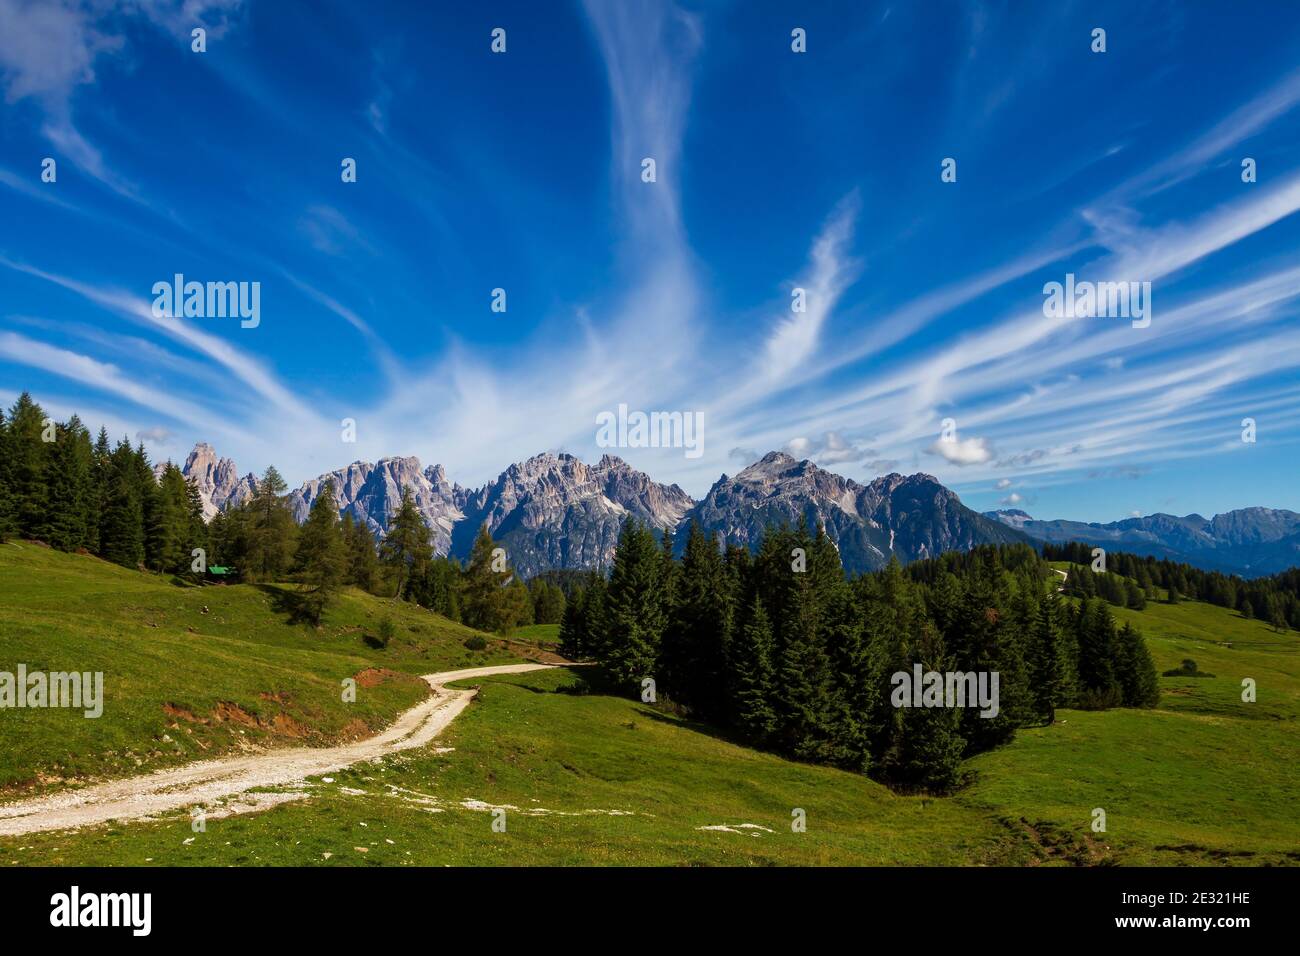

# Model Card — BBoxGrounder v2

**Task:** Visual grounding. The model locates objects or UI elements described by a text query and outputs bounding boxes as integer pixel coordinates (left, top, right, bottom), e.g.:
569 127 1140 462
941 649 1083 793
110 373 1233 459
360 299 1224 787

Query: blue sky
2 0 1300 522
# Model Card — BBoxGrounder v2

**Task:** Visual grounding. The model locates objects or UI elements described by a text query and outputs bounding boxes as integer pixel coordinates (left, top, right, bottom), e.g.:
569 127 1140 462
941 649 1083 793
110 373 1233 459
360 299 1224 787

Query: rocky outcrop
288 458 465 555
449 452 693 575
180 442 256 520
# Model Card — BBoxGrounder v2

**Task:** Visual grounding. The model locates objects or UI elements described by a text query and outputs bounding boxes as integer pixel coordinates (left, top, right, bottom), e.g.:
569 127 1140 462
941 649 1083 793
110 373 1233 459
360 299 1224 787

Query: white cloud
783 430 870 466
929 435 993 466
761 196 859 382
0 0 243 198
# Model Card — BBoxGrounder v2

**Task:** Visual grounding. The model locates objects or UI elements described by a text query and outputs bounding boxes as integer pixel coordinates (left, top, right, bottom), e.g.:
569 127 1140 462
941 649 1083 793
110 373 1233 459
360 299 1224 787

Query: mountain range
984 508 1300 577
169 443 1296 578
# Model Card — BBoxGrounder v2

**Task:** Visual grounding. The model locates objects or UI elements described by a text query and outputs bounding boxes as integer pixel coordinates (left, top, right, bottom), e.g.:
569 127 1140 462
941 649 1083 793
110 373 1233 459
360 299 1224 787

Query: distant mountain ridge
165 442 1296 578
449 452 693 577
984 507 1300 577
288 457 466 556
685 452 1027 574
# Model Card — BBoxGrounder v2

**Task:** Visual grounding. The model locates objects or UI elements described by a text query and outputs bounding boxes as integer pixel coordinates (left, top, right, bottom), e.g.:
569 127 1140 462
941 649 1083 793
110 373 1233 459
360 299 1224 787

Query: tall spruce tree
1114 622 1160 708
99 438 145 568
1029 590 1066 724
41 418 92 551
0 408 11 541
342 512 380 592
88 427 112 555
380 486 431 600
887 624 966 793
246 465 295 581
1075 598 1123 708
558 585 587 659
183 475 207 573
662 521 732 717
294 479 345 623
599 519 666 693
6 393 49 537
459 524 512 631
769 523 835 762
729 596 777 744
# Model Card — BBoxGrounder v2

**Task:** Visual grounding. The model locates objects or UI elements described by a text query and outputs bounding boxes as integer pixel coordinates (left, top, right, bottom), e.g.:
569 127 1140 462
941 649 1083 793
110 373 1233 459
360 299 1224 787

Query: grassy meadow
0 541 518 794
1 545 1295 866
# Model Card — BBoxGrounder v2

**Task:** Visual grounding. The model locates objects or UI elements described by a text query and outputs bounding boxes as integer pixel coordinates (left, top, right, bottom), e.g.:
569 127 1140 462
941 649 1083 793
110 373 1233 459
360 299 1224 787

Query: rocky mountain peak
682 452 1022 574
178 442 255 520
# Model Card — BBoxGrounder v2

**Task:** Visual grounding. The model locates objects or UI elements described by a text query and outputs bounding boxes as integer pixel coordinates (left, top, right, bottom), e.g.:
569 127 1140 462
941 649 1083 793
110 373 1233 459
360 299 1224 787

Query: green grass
0 668 1027 866
2 551 1296 866
507 623 561 645
0 541 519 793
960 584 1300 865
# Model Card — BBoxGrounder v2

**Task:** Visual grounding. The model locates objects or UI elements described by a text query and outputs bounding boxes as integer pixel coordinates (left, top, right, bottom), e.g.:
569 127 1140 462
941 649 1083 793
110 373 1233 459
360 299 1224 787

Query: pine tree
822 581 882 772
41 419 91 551
147 462 195 573
558 585 587 659
380 487 431 599
1029 591 1065 724
526 579 566 625
294 480 345 623
1114 622 1160 707
246 465 295 581
662 521 732 717
1075 598 1123 708
600 519 666 693
342 512 380 592
499 574 534 631
867 557 928 761
410 557 463 620
183 475 207 574
87 427 112 555
6 392 49 537
774 593 835 761
0 408 12 541
729 597 777 744
887 624 966 793
134 442 167 570
950 553 1019 751
579 575 608 661
459 524 508 631
99 438 145 568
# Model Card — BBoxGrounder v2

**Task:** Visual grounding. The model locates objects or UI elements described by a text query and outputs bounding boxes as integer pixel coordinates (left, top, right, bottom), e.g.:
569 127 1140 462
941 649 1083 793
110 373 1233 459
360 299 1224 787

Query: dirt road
0 663 557 837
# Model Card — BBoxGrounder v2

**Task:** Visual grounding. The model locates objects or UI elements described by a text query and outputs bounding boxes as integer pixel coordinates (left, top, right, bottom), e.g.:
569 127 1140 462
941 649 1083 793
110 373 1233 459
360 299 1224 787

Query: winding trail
0 663 557 837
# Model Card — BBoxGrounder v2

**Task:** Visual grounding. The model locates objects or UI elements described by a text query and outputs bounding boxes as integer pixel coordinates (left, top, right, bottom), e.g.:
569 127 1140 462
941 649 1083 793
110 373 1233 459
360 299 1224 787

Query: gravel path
0 663 556 837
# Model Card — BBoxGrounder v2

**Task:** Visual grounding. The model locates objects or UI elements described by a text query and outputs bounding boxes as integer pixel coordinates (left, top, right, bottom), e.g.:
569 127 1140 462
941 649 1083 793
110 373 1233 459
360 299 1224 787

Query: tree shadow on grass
254 584 317 626
476 665 591 694
634 706 759 751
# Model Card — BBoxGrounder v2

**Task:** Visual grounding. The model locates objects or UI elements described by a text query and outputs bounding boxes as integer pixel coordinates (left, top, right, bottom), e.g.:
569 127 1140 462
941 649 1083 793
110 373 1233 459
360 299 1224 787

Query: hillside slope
2 552 1294 866
0 542 521 793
